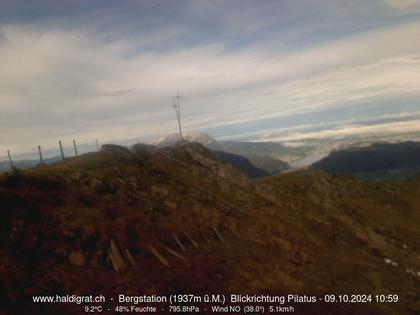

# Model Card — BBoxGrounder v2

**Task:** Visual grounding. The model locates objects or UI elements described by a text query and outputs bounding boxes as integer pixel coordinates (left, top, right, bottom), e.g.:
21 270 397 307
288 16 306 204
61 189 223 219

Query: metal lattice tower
172 88 183 140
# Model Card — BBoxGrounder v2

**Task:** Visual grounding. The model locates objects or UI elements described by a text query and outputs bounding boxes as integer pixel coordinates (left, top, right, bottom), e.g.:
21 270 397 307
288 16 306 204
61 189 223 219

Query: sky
1 0 420 156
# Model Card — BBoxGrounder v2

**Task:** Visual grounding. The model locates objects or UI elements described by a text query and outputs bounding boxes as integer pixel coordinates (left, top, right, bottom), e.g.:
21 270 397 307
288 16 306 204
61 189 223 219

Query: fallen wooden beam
171 233 186 252
201 232 211 243
212 226 225 242
125 248 136 267
109 239 127 272
184 232 199 248
149 246 170 267
108 249 120 272
163 246 189 263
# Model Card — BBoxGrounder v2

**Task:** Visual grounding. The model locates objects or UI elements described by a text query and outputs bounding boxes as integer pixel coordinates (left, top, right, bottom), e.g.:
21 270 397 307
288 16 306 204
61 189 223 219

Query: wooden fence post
73 139 78 156
38 145 44 164
59 140 65 160
7 150 13 169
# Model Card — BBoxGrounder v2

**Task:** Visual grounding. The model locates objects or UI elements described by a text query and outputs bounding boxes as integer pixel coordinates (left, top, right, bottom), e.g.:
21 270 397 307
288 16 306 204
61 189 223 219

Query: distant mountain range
1 132 311 176
0 133 284 178
312 141 420 180
154 131 225 150
155 131 310 160
154 131 295 175
5 134 419 182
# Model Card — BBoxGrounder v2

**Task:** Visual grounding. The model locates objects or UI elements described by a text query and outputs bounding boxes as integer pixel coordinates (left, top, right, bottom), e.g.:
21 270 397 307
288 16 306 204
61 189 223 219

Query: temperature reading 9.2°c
85 306 103 313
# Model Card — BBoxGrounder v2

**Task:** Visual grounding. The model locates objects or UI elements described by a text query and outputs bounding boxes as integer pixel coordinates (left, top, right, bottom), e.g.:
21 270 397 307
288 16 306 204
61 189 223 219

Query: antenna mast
172 88 183 140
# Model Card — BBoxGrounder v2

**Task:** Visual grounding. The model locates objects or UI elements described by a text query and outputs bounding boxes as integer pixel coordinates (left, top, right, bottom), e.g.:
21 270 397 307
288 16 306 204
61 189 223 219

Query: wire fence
0 139 101 172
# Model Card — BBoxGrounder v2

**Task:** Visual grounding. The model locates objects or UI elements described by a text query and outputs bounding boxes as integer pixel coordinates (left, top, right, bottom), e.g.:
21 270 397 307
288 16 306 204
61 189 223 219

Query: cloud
382 0 420 13
261 120 420 142
1 2 420 154
217 110 420 141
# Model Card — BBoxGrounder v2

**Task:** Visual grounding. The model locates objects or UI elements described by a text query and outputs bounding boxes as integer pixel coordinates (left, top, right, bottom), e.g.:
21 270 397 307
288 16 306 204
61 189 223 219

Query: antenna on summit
172 88 183 140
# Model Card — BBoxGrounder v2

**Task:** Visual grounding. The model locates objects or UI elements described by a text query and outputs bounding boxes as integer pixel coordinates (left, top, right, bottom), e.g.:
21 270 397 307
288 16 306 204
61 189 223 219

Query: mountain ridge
154 131 291 174
312 141 420 180
0 142 419 314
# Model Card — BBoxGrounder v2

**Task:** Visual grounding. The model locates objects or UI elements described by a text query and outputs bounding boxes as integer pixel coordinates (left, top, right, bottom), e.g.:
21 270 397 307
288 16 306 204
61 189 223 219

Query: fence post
7 150 13 169
96 139 100 151
59 140 65 160
38 145 44 164
73 139 78 156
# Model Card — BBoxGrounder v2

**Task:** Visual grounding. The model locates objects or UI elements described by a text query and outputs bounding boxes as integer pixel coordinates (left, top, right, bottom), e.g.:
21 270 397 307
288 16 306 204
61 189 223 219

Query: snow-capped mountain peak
153 131 224 150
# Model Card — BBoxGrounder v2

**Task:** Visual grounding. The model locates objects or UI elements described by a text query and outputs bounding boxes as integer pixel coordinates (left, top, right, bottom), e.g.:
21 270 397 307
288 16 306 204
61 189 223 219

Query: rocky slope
212 150 269 178
0 143 419 314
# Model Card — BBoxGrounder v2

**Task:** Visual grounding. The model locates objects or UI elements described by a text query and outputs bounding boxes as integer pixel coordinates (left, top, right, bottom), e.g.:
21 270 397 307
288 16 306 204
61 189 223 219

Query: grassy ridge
0 143 419 314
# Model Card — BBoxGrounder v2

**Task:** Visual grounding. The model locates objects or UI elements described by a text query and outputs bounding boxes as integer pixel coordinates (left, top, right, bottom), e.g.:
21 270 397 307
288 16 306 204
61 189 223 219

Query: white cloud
1 17 420 153
262 120 420 142
218 111 420 141
382 0 420 12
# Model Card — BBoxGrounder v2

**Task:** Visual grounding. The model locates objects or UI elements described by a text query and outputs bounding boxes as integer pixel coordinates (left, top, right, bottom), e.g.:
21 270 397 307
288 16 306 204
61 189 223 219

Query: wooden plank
184 232 199 248
149 246 170 267
163 246 189 262
110 239 127 271
125 249 136 267
108 249 121 272
212 226 225 242
171 233 186 252
201 232 211 243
